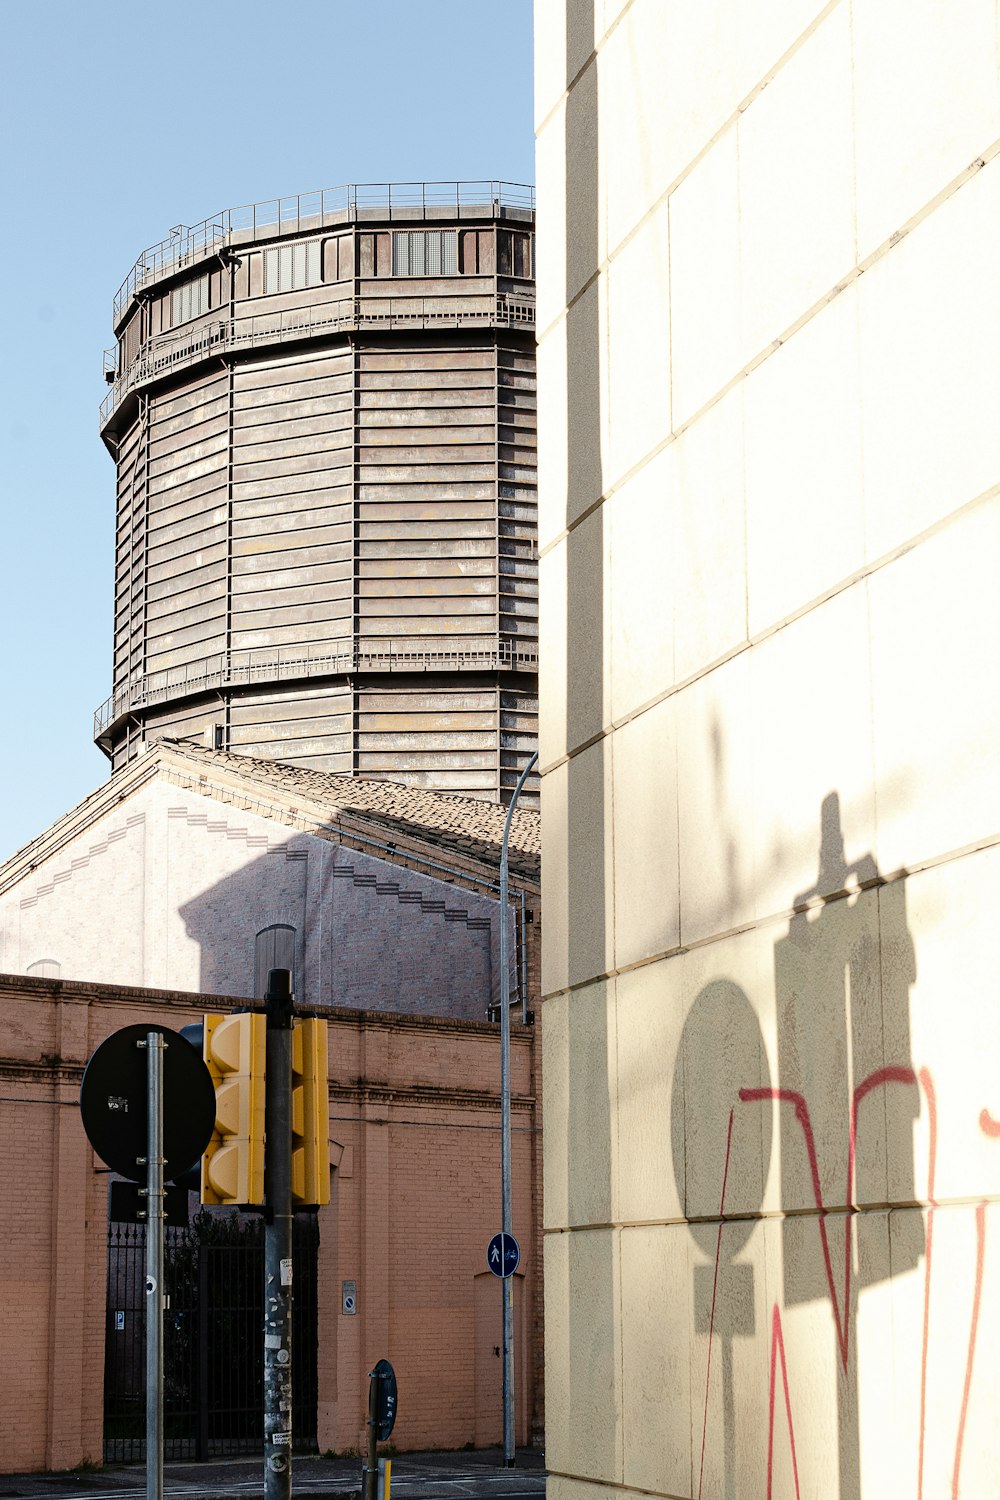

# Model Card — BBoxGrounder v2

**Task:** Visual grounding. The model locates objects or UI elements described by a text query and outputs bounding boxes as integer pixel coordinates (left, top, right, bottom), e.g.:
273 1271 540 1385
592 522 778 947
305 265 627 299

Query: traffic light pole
264 970 294 1500
142 1031 165 1500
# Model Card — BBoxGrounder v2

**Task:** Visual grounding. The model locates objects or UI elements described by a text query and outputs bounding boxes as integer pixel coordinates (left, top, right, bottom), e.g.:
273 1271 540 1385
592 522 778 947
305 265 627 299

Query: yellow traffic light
291 1017 330 1206
202 1012 266 1205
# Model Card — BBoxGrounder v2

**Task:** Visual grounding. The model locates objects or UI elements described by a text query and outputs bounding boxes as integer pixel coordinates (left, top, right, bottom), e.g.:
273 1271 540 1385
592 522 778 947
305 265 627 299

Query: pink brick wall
0 967 542 1472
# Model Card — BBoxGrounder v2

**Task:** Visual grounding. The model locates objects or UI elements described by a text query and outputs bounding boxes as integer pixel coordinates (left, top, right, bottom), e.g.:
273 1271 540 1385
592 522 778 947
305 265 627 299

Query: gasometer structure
95 180 538 804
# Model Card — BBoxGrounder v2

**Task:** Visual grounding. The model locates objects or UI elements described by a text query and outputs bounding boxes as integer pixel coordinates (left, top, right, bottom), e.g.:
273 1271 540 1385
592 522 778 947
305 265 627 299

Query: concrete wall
536 2 1000 1498
0 779 517 1022
0 973 541 1472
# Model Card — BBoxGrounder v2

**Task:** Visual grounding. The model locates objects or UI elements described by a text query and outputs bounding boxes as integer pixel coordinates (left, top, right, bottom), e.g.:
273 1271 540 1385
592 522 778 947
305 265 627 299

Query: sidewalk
0 1448 547 1500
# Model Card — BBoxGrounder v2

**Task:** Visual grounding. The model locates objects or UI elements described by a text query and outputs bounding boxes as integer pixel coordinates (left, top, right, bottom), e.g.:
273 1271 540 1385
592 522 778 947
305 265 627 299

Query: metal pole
143 1031 164 1500
499 750 538 1467
264 969 294 1500
364 1369 380 1500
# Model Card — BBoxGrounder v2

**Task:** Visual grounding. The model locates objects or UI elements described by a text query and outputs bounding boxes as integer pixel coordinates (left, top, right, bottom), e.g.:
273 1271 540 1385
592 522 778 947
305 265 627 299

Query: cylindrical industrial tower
95 181 537 803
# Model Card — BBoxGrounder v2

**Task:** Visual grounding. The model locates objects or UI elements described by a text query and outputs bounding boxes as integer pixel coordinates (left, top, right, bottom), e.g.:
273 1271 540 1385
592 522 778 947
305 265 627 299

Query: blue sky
0 0 535 862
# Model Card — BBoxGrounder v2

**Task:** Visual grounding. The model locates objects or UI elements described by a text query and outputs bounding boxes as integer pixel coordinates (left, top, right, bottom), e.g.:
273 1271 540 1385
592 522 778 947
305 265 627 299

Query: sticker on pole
487 1231 520 1278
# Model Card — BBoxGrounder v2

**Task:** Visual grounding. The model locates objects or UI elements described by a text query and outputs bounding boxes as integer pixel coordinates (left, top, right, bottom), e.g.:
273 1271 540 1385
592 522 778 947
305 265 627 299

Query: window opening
391 230 459 277
255 924 296 998
171 274 209 327
263 241 321 294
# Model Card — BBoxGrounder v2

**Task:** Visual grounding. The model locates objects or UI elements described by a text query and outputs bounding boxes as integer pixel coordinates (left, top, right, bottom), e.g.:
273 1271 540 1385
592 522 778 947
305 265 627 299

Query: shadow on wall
178 838 501 1020
672 792 922 1500
562 0 620 1486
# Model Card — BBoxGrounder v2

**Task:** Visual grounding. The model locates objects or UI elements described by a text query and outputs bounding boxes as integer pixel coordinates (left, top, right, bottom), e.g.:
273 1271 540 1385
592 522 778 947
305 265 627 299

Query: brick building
0 740 541 1472
0 971 540 1472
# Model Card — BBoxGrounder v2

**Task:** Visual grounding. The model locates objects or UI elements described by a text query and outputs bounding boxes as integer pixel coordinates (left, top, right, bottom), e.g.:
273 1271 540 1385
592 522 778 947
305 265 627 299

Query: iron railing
94 640 540 740
100 291 535 428
104 1211 318 1462
113 180 536 324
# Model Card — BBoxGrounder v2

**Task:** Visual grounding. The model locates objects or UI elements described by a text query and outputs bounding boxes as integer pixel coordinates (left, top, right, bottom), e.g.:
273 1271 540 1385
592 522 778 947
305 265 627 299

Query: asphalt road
0 1449 547 1500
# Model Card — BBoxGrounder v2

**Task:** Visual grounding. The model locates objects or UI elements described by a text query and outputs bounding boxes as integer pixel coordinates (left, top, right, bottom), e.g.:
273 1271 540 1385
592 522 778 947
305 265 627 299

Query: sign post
142 1031 165 1500
264 969 294 1500
80 1024 215 1500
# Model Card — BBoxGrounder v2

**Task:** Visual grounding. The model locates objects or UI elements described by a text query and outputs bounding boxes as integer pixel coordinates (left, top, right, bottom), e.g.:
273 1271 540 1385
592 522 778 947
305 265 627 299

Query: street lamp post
499 749 538 1468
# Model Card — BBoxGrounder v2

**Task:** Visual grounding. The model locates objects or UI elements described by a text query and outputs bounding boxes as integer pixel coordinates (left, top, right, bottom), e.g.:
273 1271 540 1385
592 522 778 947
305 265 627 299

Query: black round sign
371 1358 397 1441
80 1024 216 1183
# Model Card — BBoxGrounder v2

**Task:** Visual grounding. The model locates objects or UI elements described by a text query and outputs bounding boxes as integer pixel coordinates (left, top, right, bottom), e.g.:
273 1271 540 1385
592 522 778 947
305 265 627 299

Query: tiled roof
157 740 540 883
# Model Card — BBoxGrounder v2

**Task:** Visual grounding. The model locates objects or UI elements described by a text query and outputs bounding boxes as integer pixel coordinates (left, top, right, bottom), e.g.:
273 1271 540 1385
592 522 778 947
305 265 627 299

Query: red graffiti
696 1107 735 1500
767 1304 802 1500
698 1065 994 1497
740 1066 917 1372
916 1068 937 1500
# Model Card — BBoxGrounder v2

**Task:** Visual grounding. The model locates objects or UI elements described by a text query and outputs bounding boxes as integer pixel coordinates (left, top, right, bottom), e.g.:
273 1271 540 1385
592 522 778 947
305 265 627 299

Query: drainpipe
499 750 538 1467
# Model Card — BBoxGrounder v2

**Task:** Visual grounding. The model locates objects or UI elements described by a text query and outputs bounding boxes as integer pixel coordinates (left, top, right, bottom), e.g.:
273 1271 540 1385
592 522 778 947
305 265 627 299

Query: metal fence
104 1210 319 1462
114 180 536 322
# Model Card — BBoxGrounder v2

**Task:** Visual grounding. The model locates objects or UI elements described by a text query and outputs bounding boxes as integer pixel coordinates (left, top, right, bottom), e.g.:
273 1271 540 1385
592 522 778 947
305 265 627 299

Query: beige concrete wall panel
676 649 756 945
744 284 864 634
672 384 747 683
359 730 497 754
615 960 686 1225
542 981 618 1230
852 0 1000 260
152 372 228 422
544 1229 623 1483
612 695 680 970
858 158 1000 561
232 732 353 763
542 739 614 996
232 524 351 558
669 926 772 1227
749 584 876 924
669 124 742 426
767 886 889 1220
892 846 1000 1207
621 1223 692 1494
737 3 855 365
869 498 1000 873
535 101 568 331
539 513 609 766
359 463 497 486
359 442 497 467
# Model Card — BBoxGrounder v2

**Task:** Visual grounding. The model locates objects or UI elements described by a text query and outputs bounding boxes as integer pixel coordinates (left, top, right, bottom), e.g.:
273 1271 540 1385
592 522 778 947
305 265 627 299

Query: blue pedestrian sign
487 1231 520 1278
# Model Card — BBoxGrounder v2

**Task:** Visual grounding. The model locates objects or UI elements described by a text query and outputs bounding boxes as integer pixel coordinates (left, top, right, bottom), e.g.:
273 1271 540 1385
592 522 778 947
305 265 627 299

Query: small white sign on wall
342 1279 357 1315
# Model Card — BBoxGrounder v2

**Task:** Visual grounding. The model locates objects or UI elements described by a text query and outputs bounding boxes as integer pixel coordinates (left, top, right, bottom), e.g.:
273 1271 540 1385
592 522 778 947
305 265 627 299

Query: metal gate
104 1209 319 1461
